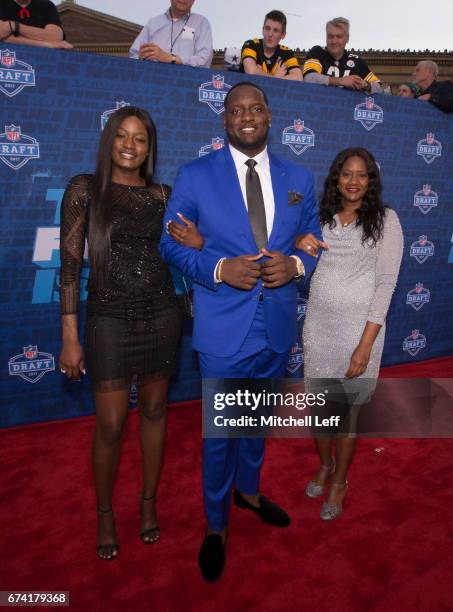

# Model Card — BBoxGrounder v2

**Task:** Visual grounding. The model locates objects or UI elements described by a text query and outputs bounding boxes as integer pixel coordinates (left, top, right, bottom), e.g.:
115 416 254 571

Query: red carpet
380 355 453 378
1 358 452 611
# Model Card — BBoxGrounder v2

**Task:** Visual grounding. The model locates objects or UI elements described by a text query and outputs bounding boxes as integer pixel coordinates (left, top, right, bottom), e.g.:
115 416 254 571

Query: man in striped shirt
303 17 382 93
241 10 302 81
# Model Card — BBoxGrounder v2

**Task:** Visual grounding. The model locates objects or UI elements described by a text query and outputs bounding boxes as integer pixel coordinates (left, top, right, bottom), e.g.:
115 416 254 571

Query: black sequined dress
59 174 180 391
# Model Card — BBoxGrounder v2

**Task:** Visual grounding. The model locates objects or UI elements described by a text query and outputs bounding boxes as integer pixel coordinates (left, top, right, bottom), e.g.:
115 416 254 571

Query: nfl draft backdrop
1 44 452 427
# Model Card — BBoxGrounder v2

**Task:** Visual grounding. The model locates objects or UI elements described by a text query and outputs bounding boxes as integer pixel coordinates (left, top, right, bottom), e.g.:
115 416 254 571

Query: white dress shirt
229 144 275 237
214 145 304 282
214 145 274 282
129 9 213 67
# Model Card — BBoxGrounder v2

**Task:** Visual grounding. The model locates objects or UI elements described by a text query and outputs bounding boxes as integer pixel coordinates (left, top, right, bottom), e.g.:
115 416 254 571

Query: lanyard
170 12 191 53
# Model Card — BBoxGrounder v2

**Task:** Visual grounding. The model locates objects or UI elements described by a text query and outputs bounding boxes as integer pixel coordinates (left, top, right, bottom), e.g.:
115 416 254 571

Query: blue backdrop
1 45 452 427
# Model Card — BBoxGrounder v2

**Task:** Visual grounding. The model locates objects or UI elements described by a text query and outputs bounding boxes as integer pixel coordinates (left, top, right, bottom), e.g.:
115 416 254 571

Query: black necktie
245 159 268 250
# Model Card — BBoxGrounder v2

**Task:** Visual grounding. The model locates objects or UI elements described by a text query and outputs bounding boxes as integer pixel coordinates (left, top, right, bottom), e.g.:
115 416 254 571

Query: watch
290 255 305 278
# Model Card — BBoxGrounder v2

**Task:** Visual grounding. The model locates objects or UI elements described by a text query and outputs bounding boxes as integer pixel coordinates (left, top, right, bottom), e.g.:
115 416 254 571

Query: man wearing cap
129 0 213 68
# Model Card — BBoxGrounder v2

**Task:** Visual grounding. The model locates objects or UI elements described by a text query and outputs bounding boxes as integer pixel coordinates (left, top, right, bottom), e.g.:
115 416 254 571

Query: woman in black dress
59 107 180 560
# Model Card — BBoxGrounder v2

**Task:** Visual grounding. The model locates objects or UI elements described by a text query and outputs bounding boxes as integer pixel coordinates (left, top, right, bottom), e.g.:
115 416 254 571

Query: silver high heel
320 481 348 520
305 458 336 498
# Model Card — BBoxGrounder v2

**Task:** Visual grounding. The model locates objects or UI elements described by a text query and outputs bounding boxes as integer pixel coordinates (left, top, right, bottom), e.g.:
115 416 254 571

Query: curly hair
319 147 387 245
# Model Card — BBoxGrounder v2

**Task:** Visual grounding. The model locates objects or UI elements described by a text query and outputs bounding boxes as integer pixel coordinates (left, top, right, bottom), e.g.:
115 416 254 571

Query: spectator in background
413 60 453 113
241 10 302 81
224 46 242 72
303 17 382 93
0 0 72 49
129 0 213 68
397 82 419 98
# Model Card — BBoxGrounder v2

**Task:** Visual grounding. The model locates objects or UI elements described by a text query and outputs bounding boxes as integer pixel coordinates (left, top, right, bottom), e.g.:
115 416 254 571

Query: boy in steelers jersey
241 10 302 81
303 17 382 93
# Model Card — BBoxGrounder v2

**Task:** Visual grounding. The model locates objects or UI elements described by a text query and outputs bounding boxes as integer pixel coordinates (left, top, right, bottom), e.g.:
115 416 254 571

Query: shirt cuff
290 255 305 278
214 257 226 283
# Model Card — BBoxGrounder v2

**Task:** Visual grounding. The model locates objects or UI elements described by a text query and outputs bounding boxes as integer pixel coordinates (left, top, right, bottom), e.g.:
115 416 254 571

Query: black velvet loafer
233 490 291 527
198 534 225 582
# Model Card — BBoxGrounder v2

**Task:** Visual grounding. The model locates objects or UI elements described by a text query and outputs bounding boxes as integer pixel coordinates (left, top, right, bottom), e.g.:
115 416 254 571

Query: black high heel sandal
140 494 160 544
96 507 119 560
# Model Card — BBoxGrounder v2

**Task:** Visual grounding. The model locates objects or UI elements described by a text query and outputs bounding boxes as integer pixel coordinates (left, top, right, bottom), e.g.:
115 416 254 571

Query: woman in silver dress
299 147 403 520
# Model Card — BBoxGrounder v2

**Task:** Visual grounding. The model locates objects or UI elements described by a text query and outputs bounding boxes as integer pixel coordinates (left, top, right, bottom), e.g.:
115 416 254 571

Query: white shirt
129 9 213 68
228 144 275 237
214 145 304 282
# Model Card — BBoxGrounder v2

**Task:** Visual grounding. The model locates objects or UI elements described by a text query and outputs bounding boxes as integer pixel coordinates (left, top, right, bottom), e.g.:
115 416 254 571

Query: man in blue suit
160 81 322 581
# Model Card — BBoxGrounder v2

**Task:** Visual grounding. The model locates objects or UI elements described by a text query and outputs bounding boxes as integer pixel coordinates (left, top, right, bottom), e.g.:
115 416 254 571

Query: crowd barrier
1 44 452 427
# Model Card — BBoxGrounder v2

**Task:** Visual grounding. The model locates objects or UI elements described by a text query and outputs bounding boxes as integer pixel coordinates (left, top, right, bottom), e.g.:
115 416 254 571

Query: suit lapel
211 146 256 249
267 152 287 248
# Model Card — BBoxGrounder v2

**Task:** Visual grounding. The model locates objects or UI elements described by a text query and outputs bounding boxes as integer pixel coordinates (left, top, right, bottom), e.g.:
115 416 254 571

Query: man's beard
227 129 269 153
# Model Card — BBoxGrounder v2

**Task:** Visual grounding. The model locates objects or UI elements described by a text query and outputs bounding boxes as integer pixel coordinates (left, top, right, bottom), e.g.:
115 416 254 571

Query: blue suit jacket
160 146 322 357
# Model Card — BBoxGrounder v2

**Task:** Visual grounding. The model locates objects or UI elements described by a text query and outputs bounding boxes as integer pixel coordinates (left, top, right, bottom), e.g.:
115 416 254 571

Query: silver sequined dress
303 208 403 380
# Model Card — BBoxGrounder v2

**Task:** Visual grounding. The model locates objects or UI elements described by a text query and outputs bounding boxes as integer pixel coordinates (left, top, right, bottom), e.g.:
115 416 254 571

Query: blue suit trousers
198 303 290 531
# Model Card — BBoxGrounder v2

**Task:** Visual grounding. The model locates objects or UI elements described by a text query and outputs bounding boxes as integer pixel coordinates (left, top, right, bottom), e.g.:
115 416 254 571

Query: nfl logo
422 184 431 195
419 236 427 246
1 50 16 67
402 329 426 356
24 345 38 359
426 133 434 145
406 282 430 312
6 124 21 141
198 137 225 157
213 75 224 90
286 340 303 374
294 120 304 133
354 97 383 131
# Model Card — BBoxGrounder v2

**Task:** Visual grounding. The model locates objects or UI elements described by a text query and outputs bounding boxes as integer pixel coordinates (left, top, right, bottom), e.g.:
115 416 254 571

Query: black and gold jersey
241 38 300 75
303 45 380 84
